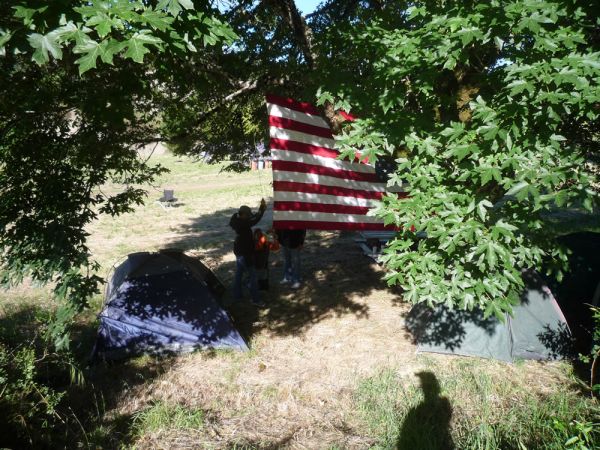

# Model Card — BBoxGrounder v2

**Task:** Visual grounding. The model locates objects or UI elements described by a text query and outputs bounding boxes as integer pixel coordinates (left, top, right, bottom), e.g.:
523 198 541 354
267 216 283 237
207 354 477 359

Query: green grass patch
355 364 600 450
132 401 205 436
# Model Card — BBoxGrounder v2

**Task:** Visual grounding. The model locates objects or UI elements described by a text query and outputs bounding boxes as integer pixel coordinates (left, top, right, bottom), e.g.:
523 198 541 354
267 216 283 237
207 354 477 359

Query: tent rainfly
405 271 572 362
92 251 247 360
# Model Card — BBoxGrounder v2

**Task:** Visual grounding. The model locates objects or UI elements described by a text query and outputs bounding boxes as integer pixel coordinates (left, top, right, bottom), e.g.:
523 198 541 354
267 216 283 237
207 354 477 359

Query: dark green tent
405 271 571 362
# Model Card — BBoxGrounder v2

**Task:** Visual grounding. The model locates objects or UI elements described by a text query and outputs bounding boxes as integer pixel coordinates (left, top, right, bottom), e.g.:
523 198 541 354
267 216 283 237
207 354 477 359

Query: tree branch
275 0 318 69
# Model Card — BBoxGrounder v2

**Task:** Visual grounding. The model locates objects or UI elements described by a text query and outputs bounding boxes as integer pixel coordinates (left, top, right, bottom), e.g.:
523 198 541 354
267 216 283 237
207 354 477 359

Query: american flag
267 94 404 230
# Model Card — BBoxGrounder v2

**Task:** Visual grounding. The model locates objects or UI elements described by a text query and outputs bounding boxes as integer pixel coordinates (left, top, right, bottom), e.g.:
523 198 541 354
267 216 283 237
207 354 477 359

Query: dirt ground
132 232 420 448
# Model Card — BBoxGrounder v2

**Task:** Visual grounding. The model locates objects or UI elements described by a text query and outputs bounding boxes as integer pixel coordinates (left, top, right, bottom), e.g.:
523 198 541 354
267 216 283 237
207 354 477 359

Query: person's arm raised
249 199 267 226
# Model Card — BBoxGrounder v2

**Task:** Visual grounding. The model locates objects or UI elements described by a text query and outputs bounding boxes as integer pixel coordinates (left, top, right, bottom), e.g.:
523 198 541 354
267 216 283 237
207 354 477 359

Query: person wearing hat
229 199 267 306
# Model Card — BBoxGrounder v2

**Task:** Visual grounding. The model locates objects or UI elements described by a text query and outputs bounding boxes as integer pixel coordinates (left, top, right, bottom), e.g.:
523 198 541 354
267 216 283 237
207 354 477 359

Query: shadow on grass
165 205 403 342
396 371 454 450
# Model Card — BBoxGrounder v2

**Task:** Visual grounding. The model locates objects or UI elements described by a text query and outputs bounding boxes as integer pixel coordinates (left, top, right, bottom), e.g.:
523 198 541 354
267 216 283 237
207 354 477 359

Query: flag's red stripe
269 115 332 138
273 220 398 231
339 110 357 122
273 181 384 200
274 201 371 215
270 139 368 165
266 94 322 116
272 160 380 183
270 138 339 159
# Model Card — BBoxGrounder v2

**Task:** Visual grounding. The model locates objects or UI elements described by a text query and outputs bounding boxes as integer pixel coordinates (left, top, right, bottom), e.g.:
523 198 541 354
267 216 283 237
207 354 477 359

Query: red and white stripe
267 94 400 231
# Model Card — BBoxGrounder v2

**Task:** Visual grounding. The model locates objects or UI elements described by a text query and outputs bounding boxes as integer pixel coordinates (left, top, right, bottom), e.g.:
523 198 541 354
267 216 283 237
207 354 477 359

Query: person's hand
259 198 267 211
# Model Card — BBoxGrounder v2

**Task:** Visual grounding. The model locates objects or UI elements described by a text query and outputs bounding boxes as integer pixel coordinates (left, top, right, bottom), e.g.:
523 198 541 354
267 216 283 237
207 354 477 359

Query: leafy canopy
320 0 600 318
2 0 236 74
0 0 236 347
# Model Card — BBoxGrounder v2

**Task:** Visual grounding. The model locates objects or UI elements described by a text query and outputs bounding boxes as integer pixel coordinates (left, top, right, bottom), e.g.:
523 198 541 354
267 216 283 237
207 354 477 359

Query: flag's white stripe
273 170 386 192
274 210 383 223
274 191 378 207
267 103 330 129
269 127 336 149
271 149 375 174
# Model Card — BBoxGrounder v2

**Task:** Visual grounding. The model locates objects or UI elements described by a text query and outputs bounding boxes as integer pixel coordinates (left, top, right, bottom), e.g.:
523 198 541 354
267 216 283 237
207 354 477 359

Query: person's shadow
396 371 454 450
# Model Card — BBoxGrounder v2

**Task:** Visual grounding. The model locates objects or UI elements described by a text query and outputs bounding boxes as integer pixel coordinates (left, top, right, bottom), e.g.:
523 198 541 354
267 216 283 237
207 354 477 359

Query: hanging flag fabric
267 94 403 231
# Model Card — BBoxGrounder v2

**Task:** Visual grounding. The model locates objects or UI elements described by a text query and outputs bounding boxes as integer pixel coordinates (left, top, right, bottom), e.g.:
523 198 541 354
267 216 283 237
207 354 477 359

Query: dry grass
1 152 595 449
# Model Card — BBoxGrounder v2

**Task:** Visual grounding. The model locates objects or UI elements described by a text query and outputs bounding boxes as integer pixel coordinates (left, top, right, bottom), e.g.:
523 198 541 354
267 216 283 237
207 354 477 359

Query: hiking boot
291 281 301 289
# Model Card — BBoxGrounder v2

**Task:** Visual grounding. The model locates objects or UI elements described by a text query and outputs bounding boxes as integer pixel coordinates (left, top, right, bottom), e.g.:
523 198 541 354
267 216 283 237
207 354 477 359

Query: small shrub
553 418 599 450
0 304 85 448
580 305 600 396
0 342 65 446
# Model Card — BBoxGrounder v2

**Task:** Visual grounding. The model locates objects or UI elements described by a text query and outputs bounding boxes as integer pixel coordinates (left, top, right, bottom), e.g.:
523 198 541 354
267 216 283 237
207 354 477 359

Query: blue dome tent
93 251 248 360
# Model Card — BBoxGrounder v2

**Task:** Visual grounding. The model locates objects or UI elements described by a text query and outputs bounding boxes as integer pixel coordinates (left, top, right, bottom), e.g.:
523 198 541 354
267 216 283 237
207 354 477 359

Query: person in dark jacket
275 228 306 289
230 199 266 305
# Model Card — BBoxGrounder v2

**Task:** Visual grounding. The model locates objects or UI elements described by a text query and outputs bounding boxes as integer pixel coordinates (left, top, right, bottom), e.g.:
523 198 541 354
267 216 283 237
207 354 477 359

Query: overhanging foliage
321 0 600 317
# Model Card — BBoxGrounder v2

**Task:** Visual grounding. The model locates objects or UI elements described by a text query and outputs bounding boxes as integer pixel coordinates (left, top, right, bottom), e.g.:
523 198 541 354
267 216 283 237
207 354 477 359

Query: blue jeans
233 255 260 303
283 247 302 283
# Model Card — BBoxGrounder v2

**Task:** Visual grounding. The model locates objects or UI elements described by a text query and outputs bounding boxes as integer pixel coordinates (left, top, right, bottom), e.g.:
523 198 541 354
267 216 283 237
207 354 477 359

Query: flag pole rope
255 137 268 200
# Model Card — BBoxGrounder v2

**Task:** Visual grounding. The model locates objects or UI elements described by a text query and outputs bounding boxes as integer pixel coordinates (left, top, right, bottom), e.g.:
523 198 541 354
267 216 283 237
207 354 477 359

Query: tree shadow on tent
166 205 404 341
94 260 247 357
403 271 575 357
404 304 498 351
396 371 454 450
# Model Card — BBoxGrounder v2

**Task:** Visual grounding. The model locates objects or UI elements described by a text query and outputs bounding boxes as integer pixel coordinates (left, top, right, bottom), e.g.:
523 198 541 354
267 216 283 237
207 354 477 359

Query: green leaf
13 5 47 27
86 13 115 38
477 124 499 140
73 39 103 74
28 33 63 65
486 244 497 268
477 200 493 221
202 33 218 46
506 181 529 197
142 9 175 31
73 38 126 74
550 134 566 142
494 36 504 50
158 0 194 16
0 29 13 47
443 56 457 70
183 33 196 52
564 437 579 446
123 31 162 63
179 0 194 9
451 144 473 162
0 29 12 56
495 220 517 233
507 79 531 95
505 133 512 150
